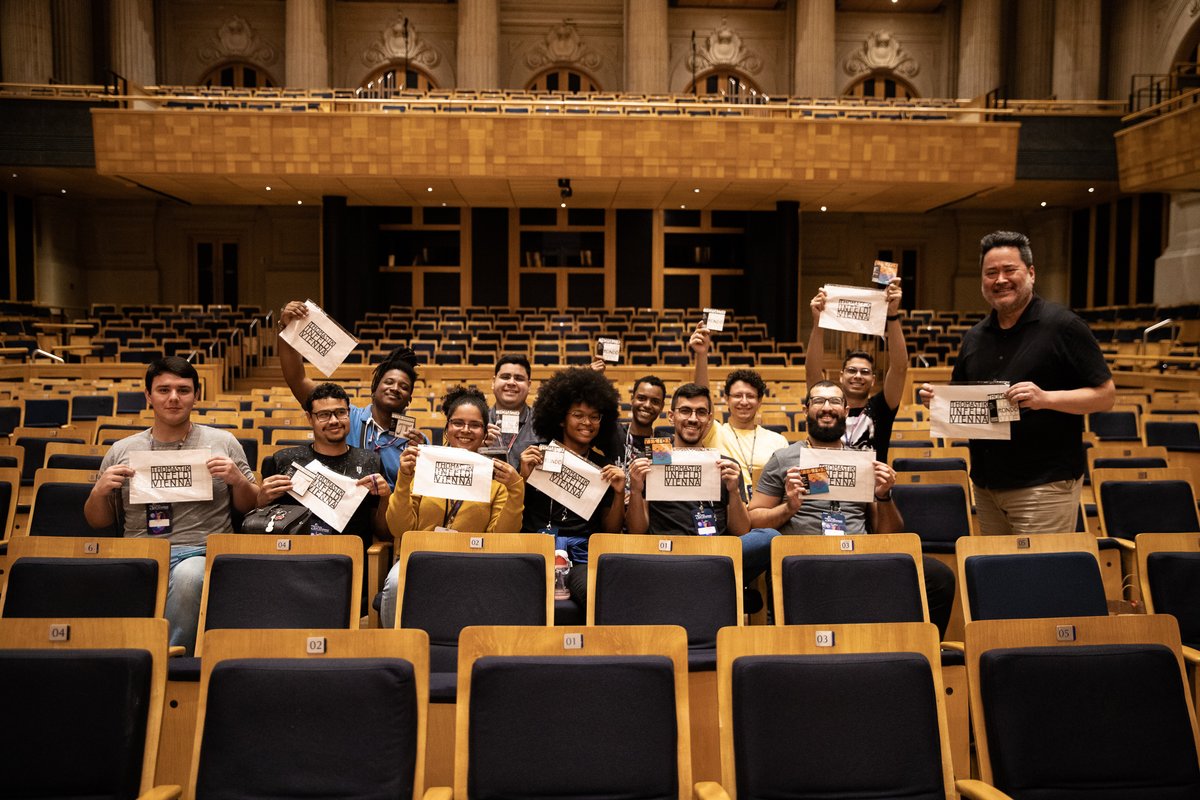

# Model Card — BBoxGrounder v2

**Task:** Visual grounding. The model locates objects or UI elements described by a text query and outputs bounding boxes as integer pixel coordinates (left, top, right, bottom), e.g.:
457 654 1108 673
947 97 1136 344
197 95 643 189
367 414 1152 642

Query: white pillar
792 0 836 97
1 0 53 84
624 0 667 93
457 0 498 89
109 0 155 88
286 0 328 89
1052 0 1102 101
1154 193 1200 305
957 0 1001 99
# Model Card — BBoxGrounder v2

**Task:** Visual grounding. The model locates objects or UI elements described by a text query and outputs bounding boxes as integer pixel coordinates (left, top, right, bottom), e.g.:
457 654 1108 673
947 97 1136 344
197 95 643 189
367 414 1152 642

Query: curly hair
441 384 489 421
303 382 350 412
531 367 620 451
724 368 768 400
372 345 419 392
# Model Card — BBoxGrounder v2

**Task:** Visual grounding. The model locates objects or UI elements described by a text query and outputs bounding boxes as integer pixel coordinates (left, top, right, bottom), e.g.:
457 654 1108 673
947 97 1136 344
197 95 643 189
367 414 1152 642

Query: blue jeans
739 528 779 583
167 545 206 655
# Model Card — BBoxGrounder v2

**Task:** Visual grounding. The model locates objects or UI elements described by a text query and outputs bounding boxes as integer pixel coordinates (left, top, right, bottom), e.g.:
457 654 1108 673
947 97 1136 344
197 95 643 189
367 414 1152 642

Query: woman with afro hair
379 385 525 628
519 367 626 604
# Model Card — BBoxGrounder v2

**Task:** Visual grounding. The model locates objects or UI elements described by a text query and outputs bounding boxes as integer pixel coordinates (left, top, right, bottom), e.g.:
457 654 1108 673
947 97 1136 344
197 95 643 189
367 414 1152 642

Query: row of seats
3 531 1200 796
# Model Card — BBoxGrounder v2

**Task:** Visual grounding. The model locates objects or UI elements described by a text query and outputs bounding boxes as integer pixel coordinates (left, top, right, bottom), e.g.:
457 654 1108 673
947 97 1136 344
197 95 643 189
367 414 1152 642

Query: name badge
147 503 172 535
694 507 718 536
821 511 846 536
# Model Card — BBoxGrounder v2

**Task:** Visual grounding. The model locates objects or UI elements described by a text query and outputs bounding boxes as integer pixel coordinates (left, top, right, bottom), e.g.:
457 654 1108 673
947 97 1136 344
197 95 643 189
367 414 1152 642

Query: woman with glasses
518 367 626 605
379 385 524 627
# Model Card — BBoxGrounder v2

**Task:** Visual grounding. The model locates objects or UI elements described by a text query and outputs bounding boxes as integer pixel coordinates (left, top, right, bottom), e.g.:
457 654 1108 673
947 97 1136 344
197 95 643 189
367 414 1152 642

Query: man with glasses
626 384 779 597
256 382 391 555
805 277 907 462
749 380 955 637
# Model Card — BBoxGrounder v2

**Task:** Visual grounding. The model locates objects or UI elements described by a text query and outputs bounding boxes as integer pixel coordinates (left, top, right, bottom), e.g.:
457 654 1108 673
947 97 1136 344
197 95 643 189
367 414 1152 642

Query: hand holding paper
929 383 1014 441
128 449 214 505
412 445 494 503
278 299 359 377
817 284 889 337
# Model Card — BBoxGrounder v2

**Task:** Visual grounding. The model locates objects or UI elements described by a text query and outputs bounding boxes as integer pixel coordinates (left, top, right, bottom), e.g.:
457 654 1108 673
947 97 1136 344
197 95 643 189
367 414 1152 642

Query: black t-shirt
521 449 615 538
845 391 897 463
645 474 744 536
951 295 1112 489
270 444 381 540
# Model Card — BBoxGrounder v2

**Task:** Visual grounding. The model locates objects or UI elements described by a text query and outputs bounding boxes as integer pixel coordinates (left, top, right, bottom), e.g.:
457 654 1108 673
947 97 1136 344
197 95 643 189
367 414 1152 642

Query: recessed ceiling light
693 188 700 193
60 189 66 194
296 200 302 205
426 187 433 192
1088 187 1095 193
1040 201 1047 207
441 202 446 207
10 173 16 178
680 204 686 209
560 202 566 208
265 186 272 191
820 205 827 212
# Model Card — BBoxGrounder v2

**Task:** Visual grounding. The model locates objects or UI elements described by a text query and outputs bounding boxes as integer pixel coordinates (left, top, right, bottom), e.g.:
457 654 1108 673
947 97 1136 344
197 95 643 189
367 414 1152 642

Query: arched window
845 72 918 100
685 69 761 102
200 62 276 89
526 68 600 94
361 64 438 97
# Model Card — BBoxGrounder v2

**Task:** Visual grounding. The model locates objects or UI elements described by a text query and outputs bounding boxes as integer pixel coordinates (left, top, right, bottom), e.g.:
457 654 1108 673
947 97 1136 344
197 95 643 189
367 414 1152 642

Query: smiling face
981 245 1035 318
806 385 848 444
445 402 486 452
492 363 531 411
669 393 712 447
630 382 666 430
726 380 763 427
562 402 601 450
309 397 351 448
841 357 876 404
145 372 196 429
373 368 414 414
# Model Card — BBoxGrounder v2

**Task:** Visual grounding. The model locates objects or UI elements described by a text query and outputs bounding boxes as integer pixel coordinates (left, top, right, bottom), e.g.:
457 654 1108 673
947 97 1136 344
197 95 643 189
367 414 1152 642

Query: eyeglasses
568 411 602 424
313 408 350 422
808 396 846 408
727 393 760 402
448 419 485 432
673 407 711 419
842 367 873 377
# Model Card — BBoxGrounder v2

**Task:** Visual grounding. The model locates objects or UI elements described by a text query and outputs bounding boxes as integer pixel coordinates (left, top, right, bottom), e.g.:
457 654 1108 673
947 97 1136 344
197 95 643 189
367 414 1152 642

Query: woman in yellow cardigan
379 385 525 627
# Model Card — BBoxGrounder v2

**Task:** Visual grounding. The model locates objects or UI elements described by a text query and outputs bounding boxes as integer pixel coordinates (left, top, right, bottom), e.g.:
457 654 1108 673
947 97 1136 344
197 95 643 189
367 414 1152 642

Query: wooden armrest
1183 645 1200 665
422 787 453 800
138 786 183 800
366 540 393 628
955 779 1014 799
940 640 965 653
1108 538 1136 551
168 646 186 657
693 781 732 800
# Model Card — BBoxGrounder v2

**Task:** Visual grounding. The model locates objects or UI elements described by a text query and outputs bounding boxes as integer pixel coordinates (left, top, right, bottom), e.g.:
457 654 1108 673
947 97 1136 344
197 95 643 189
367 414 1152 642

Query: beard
807 413 847 443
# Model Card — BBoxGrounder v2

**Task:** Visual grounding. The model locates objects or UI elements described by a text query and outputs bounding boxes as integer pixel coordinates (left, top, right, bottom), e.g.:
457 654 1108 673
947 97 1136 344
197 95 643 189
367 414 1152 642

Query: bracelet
886 314 901 322
874 491 893 502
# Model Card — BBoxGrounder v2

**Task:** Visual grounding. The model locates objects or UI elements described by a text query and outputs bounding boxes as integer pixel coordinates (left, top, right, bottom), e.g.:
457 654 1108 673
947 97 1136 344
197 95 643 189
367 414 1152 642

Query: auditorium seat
454 624 692 800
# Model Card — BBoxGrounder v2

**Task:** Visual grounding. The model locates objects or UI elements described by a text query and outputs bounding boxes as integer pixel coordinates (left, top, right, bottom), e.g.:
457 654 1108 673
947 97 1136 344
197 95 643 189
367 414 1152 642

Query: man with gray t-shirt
85 357 256 654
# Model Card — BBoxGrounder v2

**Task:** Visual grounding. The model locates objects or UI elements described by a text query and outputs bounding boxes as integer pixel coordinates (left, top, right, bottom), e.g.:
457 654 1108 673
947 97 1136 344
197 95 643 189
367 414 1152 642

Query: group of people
85 230 1114 653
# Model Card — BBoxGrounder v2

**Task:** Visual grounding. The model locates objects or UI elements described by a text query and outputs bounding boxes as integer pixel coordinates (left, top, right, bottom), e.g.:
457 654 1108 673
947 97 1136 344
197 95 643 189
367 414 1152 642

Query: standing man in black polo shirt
920 231 1114 535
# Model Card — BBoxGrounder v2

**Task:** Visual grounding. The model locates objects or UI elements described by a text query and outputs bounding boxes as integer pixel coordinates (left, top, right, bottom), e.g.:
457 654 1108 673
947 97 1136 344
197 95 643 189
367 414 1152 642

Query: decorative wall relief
842 30 920 78
198 16 278 66
524 21 603 71
686 18 763 75
363 14 442 71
